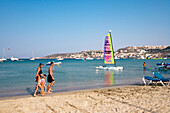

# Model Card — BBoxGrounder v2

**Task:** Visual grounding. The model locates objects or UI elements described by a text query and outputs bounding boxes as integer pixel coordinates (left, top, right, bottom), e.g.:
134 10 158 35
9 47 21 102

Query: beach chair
142 76 160 86
153 72 170 86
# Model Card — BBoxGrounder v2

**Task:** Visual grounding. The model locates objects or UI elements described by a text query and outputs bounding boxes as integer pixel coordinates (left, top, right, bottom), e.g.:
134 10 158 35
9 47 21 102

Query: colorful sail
82 54 84 60
104 33 115 64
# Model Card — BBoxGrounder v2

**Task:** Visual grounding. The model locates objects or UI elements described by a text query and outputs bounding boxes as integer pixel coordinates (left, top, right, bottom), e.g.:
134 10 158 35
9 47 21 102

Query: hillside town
42 45 170 59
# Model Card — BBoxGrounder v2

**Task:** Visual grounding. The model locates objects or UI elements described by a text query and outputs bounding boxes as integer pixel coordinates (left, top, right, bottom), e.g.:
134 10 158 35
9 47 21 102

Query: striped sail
104 33 115 64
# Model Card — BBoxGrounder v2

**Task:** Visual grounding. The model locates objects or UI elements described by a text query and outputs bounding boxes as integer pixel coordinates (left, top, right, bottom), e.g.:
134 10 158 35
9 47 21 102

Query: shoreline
0 82 143 98
0 85 169 112
0 85 138 100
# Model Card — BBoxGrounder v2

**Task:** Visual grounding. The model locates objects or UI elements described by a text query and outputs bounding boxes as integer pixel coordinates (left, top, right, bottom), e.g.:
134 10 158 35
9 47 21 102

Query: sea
0 59 170 97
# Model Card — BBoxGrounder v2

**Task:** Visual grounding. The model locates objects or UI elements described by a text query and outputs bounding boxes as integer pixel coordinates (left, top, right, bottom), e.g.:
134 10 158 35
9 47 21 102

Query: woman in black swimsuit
33 63 44 97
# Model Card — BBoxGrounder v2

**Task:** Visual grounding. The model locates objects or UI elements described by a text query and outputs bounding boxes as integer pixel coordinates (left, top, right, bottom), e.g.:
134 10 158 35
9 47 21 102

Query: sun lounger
142 76 160 85
153 72 170 86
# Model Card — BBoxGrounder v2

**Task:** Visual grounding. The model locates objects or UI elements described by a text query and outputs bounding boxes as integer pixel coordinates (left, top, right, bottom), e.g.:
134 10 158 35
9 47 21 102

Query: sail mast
3 48 6 58
109 30 116 67
32 51 34 58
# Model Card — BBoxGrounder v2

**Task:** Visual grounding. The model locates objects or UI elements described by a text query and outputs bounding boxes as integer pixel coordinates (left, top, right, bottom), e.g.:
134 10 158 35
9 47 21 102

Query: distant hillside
116 45 170 58
116 46 169 53
43 50 104 59
147 47 170 54
41 45 170 59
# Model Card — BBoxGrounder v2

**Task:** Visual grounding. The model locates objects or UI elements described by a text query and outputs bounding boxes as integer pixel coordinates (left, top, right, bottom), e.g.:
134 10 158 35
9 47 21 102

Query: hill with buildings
41 45 170 59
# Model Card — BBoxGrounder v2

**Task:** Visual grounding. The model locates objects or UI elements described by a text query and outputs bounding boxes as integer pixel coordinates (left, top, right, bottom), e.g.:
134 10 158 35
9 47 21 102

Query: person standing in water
143 62 146 68
47 62 55 93
143 62 147 71
33 63 44 97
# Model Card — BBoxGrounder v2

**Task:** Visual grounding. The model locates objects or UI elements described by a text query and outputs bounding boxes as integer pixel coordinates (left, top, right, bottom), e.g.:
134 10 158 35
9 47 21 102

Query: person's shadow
26 88 34 96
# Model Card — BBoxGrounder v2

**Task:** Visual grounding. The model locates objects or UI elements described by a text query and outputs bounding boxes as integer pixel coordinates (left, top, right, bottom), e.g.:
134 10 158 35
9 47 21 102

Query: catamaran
96 30 123 70
10 56 19 61
30 51 35 60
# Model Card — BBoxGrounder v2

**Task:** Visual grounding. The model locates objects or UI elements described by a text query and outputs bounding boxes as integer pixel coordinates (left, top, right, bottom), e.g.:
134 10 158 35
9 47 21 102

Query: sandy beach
0 85 170 113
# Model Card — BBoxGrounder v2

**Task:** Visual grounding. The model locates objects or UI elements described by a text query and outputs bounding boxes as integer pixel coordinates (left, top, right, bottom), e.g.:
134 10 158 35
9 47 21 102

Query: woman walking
33 63 44 97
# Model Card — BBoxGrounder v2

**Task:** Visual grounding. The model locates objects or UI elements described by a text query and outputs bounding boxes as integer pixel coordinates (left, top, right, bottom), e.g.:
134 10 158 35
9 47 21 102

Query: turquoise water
0 59 170 97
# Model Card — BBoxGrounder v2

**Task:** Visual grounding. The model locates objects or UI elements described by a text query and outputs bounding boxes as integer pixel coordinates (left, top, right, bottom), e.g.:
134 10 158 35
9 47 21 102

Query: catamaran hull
96 66 123 70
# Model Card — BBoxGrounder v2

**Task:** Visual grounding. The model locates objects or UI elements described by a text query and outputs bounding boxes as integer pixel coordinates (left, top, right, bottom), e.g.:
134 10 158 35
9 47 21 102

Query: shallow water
0 59 169 97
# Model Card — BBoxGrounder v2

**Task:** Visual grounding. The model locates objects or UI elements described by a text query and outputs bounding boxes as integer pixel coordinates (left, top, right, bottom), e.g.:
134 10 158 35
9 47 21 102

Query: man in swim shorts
47 62 55 93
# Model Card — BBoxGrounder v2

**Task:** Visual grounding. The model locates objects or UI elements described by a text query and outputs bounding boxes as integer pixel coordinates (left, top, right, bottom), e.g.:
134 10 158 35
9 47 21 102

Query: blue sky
0 0 169 58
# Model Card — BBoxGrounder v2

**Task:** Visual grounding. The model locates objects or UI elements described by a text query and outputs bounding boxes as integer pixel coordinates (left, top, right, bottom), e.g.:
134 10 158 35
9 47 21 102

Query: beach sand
0 86 170 113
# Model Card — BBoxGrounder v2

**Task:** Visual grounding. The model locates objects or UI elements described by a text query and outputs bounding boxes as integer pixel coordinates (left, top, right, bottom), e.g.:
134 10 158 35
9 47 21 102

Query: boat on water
0 48 7 62
29 51 35 60
10 56 19 61
157 63 170 70
46 62 62 66
0 58 7 62
86 57 94 60
75 57 81 60
30 58 35 60
57 57 64 61
96 58 101 60
96 30 123 70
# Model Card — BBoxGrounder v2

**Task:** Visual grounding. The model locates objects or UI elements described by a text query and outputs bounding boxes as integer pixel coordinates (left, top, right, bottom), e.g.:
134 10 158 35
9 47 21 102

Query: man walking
47 62 55 93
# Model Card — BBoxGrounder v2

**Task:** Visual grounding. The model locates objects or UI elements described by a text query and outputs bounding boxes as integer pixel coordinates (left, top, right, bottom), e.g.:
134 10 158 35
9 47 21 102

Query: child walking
41 74 47 95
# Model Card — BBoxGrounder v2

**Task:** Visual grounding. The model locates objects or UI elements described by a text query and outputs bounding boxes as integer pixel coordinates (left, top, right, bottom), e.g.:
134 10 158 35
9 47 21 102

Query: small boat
0 48 7 62
29 51 35 60
30 58 35 60
75 57 81 60
10 56 19 61
57 57 64 61
96 58 101 60
157 63 166 65
158 65 170 70
86 57 94 60
157 63 170 70
0 58 7 62
96 30 123 70
46 62 62 66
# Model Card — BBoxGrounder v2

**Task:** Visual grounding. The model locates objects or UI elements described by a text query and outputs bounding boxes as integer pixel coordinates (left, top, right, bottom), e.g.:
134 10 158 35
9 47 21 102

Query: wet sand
0 85 170 113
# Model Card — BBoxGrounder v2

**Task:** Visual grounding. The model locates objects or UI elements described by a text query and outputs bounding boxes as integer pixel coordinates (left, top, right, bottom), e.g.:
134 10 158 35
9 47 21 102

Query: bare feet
50 89 53 92
33 94 36 97
48 88 53 92
47 91 52 93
